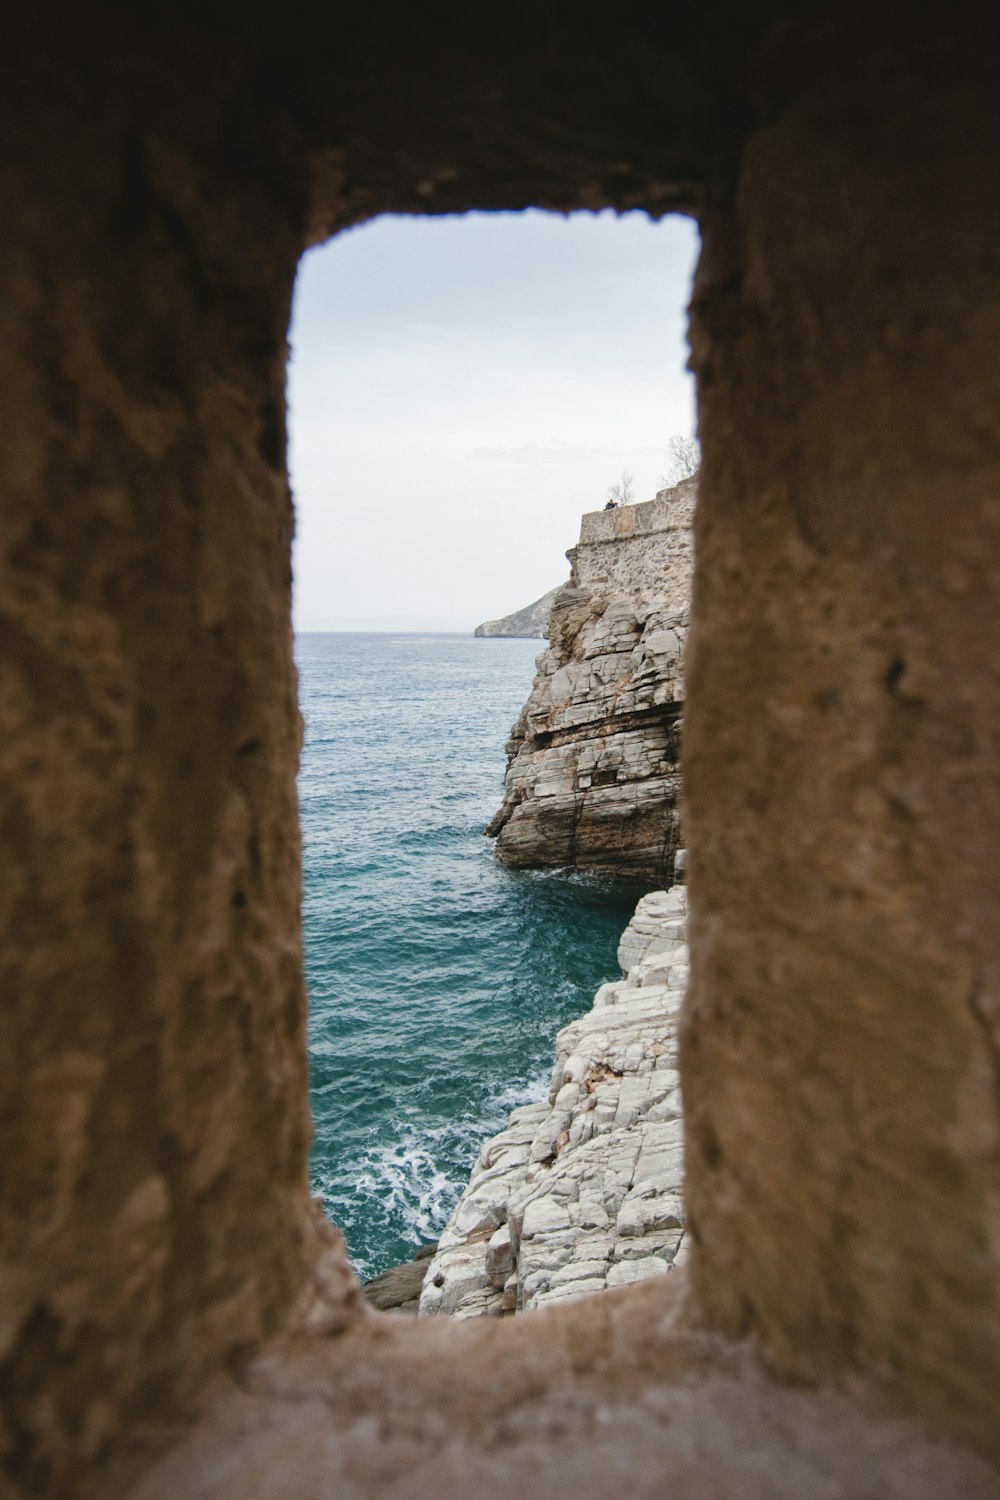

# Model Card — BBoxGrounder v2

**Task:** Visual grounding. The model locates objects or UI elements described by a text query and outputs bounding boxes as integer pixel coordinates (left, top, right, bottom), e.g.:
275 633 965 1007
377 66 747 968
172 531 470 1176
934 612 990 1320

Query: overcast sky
288 210 699 632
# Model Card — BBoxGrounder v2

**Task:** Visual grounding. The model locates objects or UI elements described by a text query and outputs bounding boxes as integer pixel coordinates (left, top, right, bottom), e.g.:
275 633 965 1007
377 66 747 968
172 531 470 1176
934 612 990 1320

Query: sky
288 209 700 632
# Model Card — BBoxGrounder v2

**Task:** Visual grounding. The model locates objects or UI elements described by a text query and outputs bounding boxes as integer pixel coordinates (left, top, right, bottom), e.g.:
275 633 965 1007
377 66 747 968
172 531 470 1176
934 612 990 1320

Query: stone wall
571 482 696 600
3 4 1000 1496
487 480 693 881
681 7 1000 1455
0 27 354 1494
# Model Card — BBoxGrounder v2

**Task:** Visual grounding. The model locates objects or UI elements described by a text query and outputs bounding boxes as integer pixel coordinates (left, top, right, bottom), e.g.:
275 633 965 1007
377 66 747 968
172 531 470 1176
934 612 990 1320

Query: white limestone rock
617 887 687 976
419 886 689 1320
486 481 695 883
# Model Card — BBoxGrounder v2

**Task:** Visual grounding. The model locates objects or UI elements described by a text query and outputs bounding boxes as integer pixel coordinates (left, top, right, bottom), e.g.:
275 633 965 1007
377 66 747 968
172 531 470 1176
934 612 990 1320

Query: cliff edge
486 477 695 882
474 586 560 638
419 886 688 1317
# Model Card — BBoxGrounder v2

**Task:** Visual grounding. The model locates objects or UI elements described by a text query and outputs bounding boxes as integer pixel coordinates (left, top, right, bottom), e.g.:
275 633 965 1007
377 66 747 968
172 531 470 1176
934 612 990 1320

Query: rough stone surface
123 1285 1000 1500
420 888 689 1318
681 10 1000 1461
361 1245 436 1314
617 888 690 976
487 481 694 881
474 587 560 638
0 26 358 1496
4 4 1000 1496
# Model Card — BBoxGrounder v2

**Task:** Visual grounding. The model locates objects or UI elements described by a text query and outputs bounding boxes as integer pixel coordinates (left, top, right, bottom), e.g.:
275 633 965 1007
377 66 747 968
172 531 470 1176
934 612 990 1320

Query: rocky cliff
419 886 688 1317
474 586 560 638
486 478 695 882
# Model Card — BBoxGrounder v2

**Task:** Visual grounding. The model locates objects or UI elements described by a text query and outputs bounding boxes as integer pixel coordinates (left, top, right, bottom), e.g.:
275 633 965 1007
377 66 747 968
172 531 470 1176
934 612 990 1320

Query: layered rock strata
474 586 560 638
486 479 695 882
419 887 688 1318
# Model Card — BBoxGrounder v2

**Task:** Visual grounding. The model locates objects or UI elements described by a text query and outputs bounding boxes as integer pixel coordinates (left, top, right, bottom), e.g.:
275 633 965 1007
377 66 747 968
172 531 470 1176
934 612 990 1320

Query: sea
297 632 646 1280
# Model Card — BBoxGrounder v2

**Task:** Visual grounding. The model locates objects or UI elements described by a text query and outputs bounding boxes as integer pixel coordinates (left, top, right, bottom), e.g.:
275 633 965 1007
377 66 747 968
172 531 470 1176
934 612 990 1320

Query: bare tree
661 434 701 486
605 469 634 508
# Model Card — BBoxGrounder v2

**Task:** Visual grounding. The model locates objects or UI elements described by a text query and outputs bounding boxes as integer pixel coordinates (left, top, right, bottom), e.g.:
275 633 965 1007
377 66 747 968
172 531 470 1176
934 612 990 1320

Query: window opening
288 208 699 1313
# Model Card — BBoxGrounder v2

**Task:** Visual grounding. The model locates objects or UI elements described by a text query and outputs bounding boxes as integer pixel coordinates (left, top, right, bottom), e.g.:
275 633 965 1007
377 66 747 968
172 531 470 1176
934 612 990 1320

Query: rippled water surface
298 633 644 1278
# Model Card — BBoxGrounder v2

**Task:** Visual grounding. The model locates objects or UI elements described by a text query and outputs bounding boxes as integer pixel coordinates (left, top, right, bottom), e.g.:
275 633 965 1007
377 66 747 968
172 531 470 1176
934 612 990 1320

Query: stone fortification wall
420 887 689 1318
570 478 696 599
487 479 694 882
6 6 1000 1496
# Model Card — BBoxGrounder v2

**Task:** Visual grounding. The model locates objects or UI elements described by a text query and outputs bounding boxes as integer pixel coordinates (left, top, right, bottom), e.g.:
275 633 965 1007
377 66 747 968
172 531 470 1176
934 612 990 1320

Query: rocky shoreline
360 1242 437 1314
417 884 688 1318
486 479 694 883
366 483 696 1318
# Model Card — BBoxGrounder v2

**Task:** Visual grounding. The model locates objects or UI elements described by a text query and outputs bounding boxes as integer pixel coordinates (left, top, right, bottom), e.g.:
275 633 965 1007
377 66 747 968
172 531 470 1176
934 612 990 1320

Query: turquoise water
298 633 645 1279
